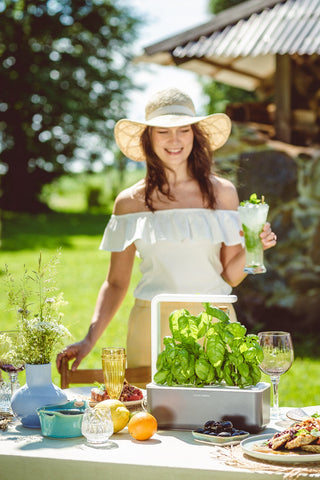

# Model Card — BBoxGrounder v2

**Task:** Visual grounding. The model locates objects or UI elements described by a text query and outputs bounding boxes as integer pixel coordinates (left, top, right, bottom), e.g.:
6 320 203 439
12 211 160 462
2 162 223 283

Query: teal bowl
37 400 88 438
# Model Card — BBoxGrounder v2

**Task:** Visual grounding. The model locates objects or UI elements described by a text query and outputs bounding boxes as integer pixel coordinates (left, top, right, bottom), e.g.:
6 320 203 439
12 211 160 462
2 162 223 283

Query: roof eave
144 0 284 55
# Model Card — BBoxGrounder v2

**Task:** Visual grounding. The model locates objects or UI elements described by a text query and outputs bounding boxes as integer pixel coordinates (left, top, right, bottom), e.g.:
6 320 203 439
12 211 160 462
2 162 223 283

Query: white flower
3 251 72 365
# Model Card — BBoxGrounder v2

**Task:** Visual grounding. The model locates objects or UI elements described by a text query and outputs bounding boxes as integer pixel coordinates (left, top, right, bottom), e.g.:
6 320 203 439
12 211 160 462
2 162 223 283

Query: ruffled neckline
100 208 243 252
112 207 237 217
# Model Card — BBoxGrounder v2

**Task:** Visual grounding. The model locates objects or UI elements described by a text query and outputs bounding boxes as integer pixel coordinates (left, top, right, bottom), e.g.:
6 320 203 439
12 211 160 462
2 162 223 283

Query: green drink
238 195 269 274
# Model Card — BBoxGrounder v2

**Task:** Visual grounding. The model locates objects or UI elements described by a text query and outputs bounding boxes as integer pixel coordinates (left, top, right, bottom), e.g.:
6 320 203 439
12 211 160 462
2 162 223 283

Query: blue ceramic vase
11 363 68 428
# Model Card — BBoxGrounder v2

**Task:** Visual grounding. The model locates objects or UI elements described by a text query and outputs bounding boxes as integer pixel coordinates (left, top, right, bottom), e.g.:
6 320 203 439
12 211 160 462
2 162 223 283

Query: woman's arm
56 187 143 372
56 242 136 372
220 243 247 287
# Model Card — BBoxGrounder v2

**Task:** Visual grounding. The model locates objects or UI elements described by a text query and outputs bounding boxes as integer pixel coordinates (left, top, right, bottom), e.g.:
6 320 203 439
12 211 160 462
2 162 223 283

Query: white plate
65 386 145 407
286 406 320 422
241 434 320 463
192 430 249 446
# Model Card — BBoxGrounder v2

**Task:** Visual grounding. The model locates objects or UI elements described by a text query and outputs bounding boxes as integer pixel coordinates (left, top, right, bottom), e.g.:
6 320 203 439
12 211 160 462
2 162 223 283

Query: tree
205 0 257 114
0 0 141 212
209 0 246 14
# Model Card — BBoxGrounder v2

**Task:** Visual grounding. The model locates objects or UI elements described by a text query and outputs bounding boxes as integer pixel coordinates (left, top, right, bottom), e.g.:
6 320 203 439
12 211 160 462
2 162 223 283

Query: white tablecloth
0 410 318 480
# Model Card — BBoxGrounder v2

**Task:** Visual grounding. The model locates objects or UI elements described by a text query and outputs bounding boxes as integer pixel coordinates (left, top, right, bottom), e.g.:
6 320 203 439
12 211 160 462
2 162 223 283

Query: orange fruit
128 411 158 441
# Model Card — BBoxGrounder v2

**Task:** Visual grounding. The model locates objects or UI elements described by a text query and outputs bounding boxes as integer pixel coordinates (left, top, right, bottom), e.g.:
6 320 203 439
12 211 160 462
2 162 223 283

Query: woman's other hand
56 338 92 373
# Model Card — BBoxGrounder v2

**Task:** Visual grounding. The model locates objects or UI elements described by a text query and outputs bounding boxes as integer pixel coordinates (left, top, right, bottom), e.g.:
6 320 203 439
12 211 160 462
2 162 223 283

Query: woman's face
150 125 194 167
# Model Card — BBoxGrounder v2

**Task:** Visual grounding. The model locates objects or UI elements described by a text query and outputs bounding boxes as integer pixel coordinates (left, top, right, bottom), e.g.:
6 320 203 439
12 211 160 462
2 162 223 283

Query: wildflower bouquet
3 250 71 365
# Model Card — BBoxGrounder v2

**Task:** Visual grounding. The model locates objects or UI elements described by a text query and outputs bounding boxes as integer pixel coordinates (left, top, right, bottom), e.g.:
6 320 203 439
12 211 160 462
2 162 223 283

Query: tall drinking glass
258 331 294 421
101 348 126 400
238 201 269 274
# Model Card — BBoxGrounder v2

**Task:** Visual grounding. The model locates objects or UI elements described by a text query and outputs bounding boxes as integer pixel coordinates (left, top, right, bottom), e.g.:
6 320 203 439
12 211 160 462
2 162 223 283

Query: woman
56 87 276 372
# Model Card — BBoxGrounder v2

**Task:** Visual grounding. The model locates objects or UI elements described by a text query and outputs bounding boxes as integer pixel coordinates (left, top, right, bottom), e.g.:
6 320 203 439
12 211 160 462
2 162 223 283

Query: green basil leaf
203 303 230 324
206 335 225 367
226 322 247 338
153 370 169 384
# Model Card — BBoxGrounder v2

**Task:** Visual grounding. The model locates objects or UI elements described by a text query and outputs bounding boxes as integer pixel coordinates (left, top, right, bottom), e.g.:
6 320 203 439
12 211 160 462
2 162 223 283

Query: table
0 409 319 480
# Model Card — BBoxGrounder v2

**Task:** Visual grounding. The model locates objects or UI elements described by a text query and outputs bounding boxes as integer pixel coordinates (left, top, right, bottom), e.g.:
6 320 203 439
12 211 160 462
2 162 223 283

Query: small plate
192 430 249 446
241 434 320 463
286 406 320 422
65 386 145 407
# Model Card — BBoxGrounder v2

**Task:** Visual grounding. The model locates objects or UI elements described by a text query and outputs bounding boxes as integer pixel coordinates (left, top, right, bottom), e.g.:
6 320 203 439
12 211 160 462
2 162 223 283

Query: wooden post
275 54 292 143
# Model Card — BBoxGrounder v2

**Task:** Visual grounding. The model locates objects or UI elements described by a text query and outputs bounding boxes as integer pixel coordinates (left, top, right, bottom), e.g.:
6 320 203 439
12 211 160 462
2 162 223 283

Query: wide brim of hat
114 113 232 162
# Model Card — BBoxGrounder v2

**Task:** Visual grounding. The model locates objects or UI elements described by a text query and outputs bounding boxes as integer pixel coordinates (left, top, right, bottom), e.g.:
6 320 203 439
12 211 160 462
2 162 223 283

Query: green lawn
1 207 319 407
0 210 142 386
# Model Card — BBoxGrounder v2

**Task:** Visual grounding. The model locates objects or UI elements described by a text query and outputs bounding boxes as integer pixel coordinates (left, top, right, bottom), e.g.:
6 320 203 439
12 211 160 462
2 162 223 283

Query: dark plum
204 420 220 429
221 421 233 431
198 419 248 438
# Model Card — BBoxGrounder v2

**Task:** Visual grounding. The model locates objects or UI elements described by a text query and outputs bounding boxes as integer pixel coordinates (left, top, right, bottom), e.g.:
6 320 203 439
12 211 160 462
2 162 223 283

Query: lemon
94 399 130 433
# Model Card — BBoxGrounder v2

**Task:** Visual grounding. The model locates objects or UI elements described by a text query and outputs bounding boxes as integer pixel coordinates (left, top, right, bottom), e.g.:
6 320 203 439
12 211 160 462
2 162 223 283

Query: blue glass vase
11 363 68 428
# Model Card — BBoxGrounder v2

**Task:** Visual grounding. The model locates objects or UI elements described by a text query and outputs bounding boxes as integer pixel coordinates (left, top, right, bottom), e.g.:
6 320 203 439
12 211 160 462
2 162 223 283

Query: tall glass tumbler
101 348 126 400
238 201 269 274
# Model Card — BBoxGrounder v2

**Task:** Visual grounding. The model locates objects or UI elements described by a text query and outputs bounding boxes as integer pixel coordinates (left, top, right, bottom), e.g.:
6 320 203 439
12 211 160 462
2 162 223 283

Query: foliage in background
202 80 257 115
204 0 257 113
209 0 246 14
0 0 141 212
3 250 71 364
0 169 144 383
41 167 146 213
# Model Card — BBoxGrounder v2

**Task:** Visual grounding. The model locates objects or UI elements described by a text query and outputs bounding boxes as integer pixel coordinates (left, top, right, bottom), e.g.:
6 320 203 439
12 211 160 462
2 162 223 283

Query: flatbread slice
270 432 292 450
285 434 317 449
301 444 320 453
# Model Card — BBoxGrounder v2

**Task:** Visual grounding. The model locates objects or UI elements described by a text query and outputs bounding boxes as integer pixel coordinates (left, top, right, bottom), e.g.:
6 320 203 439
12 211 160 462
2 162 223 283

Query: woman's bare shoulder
113 179 147 215
212 175 240 210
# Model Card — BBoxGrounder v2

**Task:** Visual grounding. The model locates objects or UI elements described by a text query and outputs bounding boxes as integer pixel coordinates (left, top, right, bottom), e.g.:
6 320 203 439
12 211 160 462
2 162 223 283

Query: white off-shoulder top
99 209 243 301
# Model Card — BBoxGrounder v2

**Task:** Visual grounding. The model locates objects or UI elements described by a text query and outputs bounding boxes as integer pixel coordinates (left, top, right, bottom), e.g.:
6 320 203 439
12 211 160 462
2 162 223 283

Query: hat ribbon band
146 104 195 120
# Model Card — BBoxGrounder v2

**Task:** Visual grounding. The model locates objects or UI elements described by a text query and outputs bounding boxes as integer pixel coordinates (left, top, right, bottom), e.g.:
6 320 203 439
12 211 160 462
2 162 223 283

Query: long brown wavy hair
141 124 217 212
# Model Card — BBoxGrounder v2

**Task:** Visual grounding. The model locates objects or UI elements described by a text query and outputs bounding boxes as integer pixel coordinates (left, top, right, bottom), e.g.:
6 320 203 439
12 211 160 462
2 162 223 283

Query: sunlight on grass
260 357 320 407
0 212 142 386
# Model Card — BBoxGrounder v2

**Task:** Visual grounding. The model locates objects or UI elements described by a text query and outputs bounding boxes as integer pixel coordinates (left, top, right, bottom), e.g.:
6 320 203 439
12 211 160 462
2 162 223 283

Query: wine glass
258 331 294 421
0 331 25 397
101 347 126 400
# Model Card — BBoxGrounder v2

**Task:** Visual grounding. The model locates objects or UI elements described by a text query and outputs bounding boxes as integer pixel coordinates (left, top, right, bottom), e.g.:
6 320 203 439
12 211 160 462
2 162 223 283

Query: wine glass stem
9 372 18 396
270 375 280 417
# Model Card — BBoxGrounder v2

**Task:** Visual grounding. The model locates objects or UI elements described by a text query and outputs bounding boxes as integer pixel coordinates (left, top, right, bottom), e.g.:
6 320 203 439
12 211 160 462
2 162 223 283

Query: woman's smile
165 147 183 155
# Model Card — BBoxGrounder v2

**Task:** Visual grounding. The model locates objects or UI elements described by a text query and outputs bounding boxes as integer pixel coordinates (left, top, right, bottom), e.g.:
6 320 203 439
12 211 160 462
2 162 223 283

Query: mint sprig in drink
238 194 269 274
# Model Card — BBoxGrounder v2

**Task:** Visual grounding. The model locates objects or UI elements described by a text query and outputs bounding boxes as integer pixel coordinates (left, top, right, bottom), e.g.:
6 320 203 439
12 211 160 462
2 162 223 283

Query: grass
261 357 320 408
0 210 142 386
1 171 320 407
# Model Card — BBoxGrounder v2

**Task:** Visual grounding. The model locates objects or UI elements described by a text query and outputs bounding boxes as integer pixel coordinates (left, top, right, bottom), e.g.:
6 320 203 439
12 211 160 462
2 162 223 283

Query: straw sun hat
114 87 232 162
